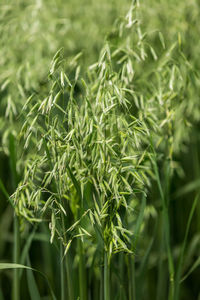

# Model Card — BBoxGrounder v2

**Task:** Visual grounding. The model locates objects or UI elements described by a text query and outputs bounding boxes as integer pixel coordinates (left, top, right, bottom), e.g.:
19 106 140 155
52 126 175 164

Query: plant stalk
131 257 136 300
78 239 87 300
104 252 110 300
65 254 74 300
60 241 65 300
60 208 74 300
12 214 20 300
150 149 174 300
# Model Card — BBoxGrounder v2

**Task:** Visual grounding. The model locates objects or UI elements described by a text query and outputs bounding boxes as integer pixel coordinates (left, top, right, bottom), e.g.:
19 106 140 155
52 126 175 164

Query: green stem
127 256 136 300
156 217 166 300
104 252 110 300
8 134 20 300
13 215 20 300
128 256 133 300
65 254 74 300
119 253 125 299
131 257 136 300
100 266 104 300
60 242 65 300
150 145 174 300
78 239 87 300
60 209 74 300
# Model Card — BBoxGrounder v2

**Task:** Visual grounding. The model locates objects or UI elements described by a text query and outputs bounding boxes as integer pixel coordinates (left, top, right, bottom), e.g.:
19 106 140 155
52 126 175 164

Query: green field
0 1 200 299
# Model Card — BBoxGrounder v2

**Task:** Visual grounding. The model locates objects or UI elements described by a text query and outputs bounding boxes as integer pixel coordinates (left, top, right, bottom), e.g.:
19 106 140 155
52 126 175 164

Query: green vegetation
0 0 200 299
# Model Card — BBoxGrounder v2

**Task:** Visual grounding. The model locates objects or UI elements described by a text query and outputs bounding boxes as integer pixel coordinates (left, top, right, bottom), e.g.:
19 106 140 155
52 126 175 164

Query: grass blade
0 263 57 300
174 193 199 300
26 256 41 300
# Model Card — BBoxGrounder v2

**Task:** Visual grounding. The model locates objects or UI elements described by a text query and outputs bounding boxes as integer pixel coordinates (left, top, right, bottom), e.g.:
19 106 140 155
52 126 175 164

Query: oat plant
0 1 199 299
